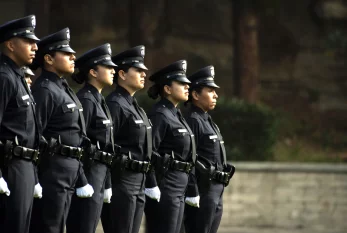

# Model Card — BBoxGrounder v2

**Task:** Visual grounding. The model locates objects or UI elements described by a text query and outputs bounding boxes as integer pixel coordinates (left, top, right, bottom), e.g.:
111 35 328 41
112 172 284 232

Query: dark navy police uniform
0 15 40 233
183 66 235 233
66 43 117 233
29 28 89 233
101 46 152 233
144 60 198 233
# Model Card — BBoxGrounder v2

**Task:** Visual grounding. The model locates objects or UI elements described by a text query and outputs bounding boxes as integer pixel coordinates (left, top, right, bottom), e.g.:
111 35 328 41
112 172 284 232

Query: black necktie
20 76 40 147
177 109 196 163
101 96 114 153
62 79 86 137
208 115 226 166
133 97 152 160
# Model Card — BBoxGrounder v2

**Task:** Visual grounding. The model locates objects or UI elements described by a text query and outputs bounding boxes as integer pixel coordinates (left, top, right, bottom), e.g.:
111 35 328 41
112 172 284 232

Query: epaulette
40 78 51 88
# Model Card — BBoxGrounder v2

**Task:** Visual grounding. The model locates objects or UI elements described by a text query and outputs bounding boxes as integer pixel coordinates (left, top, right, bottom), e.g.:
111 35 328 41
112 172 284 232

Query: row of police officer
0 15 235 233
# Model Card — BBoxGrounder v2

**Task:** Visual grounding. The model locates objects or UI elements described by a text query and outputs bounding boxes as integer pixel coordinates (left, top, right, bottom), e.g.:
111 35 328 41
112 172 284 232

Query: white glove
185 195 200 208
76 184 94 198
0 177 10 196
144 186 161 202
33 183 43 198
103 188 112 203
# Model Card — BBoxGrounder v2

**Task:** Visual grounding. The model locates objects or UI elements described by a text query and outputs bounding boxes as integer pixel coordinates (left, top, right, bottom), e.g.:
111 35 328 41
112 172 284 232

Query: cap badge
107 44 112 55
141 47 145 57
31 16 36 29
182 61 187 72
210 67 215 76
66 29 70 40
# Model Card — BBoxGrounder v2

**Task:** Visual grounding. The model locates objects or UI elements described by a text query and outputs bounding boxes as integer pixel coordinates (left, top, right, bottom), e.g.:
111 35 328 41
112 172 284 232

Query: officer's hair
114 65 131 85
147 80 173 100
71 66 98 84
184 85 204 106
30 51 57 70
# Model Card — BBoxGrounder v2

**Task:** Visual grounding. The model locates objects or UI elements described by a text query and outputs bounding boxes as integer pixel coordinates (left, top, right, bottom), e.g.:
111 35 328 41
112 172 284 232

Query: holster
151 152 173 184
82 143 97 169
195 156 215 193
0 140 15 167
111 153 129 179
37 136 48 165
223 163 236 187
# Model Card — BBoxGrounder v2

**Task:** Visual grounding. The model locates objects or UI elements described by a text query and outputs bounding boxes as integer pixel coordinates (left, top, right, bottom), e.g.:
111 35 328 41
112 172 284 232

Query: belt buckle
32 150 39 162
185 163 191 173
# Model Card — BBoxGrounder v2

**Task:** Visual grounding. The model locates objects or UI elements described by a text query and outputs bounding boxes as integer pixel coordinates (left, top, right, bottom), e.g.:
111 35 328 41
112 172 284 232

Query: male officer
0 15 41 233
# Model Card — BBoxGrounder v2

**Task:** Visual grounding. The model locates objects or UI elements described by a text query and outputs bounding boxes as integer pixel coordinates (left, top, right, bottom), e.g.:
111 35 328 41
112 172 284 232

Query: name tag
220 141 224 144
209 135 218 139
178 129 187 133
67 103 76 109
79 108 83 112
135 120 144 124
147 126 152 129
22 95 29 100
103 120 111 125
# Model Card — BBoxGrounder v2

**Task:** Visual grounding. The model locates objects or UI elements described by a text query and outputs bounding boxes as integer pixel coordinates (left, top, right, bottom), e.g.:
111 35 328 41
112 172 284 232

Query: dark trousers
66 162 108 233
101 169 145 233
0 158 35 233
145 170 189 233
29 155 80 233
184 181 224 233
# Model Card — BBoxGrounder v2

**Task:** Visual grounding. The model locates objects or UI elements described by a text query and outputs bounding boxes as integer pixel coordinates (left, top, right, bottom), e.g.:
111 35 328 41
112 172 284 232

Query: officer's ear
163 85 172 95
89 69 98 78
44 54 54 66
192 90 200 101
4 39 15 52
118 69 126 80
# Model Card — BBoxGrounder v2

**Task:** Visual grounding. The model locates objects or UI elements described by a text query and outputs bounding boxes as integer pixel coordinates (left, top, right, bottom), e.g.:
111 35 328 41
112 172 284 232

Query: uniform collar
41 69 64 88
191 104 209 121
0 53 24 77
115 85 133 104
84 83 102 103
159 97 178 115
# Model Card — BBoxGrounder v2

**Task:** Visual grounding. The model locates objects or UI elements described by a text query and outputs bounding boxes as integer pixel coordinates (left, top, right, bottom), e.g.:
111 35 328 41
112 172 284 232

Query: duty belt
12 146 39 162
93 150 113 166
53 144 83 160
124 158 151 173
170 160 193 174
212 170 230 184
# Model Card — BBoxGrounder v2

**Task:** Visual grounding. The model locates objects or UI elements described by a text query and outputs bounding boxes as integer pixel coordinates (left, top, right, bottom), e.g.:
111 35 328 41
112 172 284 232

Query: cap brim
24 69 35 76
100 60 117 67
132 63 148 70
175 76 191 84
58 46 76 54
23 34 40 41
205 82 220 88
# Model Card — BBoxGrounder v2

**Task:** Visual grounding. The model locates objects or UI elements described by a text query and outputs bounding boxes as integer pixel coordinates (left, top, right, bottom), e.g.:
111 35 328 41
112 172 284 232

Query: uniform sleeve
146 113 169 188
75 162 88 188
79 98 95 130
186 117 201 197
0 73 15 129
105 168 112 189
106 101 125 138
32 87 55 134
0 73 15 178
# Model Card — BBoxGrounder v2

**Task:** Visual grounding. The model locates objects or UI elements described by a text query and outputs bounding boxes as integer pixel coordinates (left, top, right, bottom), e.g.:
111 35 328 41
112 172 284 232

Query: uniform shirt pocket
16 94 31 107
62 103 76 113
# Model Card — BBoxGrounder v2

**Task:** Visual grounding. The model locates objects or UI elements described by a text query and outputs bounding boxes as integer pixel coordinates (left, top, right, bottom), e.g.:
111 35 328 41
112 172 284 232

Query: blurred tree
232 0 259 103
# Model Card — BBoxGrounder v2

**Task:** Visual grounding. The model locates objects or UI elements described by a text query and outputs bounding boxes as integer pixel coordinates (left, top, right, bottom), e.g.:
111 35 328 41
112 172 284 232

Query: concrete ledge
230 162 347 173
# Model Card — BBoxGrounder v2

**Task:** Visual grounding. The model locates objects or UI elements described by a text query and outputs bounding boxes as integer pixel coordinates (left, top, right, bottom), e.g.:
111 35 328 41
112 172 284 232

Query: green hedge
136 94 279 161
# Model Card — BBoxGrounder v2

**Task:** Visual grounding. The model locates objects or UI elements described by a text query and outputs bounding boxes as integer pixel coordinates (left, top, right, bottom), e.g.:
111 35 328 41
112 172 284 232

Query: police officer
22 66 35 89
100 45 153 233
0 15 41 233
144 60 199 233
28 28 94 233
66 43 117 233
184 66 235 233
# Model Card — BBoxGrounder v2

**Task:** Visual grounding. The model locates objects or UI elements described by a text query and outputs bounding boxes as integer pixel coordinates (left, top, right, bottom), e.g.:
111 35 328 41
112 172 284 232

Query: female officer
144 60 199 233
183 66 235 233
101 45 153 233
65 43 117 233
29 28 94 233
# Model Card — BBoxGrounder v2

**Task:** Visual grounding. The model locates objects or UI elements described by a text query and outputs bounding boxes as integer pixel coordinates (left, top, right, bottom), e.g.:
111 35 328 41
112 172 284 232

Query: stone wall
220 162 347 233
